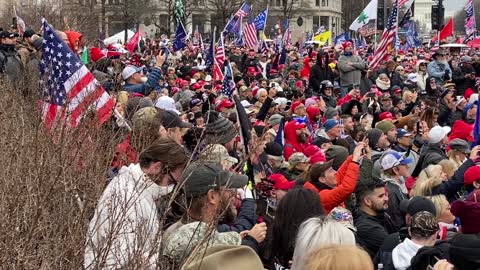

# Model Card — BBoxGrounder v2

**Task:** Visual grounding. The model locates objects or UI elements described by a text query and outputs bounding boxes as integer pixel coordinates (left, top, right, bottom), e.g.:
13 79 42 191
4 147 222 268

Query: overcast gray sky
445 0 467 10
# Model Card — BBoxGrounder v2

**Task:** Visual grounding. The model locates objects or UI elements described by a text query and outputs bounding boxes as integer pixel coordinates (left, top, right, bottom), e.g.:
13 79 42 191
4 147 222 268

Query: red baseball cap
216 99 235 111
192 83 202 90
290 100 305 113
269 174 295 190
464 165 480 186
379 111 395 121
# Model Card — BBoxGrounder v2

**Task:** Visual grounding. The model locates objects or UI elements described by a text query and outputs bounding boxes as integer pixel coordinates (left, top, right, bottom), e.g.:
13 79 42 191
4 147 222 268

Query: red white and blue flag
213 35 225 81
370 0 399 70
14 7 26 36
39 19 114 130
245 10 258 48
235 3 251 18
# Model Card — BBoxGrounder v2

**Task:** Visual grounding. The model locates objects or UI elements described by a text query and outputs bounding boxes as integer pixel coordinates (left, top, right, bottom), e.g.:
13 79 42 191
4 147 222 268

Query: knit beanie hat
367 128 384 149
375 120 396 134
205 111 237 145
449 234 480 270
324 119 339 132
324 107 339 120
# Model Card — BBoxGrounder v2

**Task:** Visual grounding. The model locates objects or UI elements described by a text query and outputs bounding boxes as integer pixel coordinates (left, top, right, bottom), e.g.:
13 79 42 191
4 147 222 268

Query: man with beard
376 120 398 146
85 138 188 269
427 50 452 86
121 51 165 96
162 162 267 264
284 120 310 160
354 179 394 258
337 41 368 96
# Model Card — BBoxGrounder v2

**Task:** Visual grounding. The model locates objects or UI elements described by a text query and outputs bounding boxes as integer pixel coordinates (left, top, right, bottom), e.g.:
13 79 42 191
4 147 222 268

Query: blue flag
474 95 480 144
205 32 215 71
405 21 421 49
173 22 187 51
254 8 268 30
274 118 285 147
221 63 234 98
334 33 350 46
225 16 241 35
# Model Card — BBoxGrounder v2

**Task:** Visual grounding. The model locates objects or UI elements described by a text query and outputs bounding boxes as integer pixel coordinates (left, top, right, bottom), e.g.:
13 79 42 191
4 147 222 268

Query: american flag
14 7 26 36
465 0 477 41
398 0 409 8
213 35 225 81
39 19 114 130
370 0 399 70
245 11 258 48
235 3 251 18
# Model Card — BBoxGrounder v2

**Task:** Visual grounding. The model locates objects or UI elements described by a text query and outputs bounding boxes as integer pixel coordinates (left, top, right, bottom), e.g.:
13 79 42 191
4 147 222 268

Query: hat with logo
182 162 248 197
216 99 235 112
380 151 412 170
324 119 339 132
407 73 418 82
121 65 142 80
269 174 295 190
397 128 413 138
0 31 19 39
428 126 451 144
379 111 395 121
326 207 357 232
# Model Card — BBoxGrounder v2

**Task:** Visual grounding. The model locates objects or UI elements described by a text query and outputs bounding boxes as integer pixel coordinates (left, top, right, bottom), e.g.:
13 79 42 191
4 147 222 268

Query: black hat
399 196 437 216
326 145 349 171
182 162 248 197
162 110 193 129
264 141 283 157
23 29 36 39
449 234 480 269
0 31 19 39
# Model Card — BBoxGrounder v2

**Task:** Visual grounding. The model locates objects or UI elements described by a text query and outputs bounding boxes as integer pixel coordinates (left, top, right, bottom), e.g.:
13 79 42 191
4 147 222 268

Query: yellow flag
313 31 331 45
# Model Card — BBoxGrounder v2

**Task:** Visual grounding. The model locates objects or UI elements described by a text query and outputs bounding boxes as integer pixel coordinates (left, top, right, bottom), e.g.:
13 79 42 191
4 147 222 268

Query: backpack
0 50 24 82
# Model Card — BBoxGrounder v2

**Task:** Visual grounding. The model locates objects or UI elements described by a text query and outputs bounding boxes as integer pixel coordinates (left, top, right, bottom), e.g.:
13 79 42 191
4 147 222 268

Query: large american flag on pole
245 10 258 49
39 19 114 130
213 35 225 81
370 0 399 70
398 0 409 8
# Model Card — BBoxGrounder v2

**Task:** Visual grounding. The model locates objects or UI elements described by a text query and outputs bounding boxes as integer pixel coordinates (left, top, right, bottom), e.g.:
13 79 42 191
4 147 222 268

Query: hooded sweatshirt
283 121 308 160
415 60 428 92
392 238 423 270
85 163 173 269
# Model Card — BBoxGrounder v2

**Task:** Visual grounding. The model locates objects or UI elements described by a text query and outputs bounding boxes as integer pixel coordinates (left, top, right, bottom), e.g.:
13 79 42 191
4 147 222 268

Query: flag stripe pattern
370 0 398 70
398 0 408 7
213 36 225 81
39 19 113 129
14 7 26 36
245 10 258 48
235 3 251 18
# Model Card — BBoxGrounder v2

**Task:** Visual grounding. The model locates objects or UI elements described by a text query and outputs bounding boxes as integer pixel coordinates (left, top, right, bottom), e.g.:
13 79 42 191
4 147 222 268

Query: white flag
349 0 378 31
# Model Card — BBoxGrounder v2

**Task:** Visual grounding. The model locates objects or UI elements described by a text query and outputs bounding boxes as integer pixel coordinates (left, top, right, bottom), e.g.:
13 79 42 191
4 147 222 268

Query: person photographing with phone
121 50 166 96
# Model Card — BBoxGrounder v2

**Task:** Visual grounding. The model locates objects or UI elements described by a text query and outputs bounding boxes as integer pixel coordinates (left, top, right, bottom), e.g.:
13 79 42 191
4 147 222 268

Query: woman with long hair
267 187 325 270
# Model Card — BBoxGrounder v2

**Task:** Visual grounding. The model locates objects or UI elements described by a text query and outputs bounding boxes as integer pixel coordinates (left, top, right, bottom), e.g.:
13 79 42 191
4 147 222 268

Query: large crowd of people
2 23 480 270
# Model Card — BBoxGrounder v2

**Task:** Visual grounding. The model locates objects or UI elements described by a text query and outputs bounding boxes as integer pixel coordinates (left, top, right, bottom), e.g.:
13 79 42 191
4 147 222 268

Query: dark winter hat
449 234 480 270
205 111 237 145
324 107 339 119
326 145 349 171
264 141 283 157
367 128 384 149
